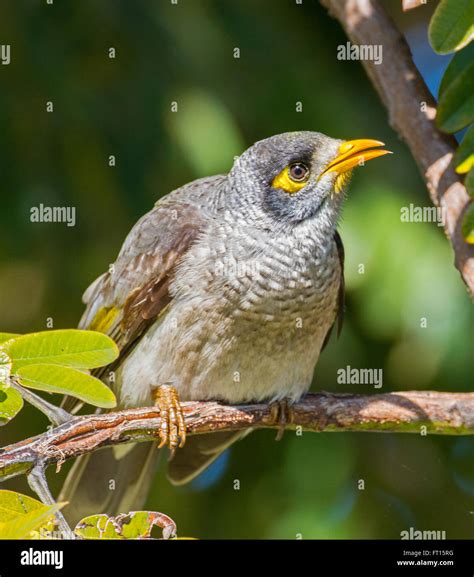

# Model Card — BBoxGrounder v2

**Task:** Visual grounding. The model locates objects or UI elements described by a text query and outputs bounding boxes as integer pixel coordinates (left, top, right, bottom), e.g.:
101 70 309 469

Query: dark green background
1 0 472 539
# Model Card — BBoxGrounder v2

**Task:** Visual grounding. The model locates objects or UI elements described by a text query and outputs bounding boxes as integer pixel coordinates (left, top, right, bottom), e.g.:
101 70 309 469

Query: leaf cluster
428 0 474 241
0 330 118 425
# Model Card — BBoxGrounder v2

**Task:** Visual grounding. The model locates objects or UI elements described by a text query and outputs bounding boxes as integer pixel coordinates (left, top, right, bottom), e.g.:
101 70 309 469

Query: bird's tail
167 430 251 485
59 442 160 527
60 430 251 527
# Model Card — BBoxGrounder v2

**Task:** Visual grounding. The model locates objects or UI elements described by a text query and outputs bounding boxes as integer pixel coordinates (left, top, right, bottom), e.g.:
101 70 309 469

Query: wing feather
321 231 345 350
80 175 226 352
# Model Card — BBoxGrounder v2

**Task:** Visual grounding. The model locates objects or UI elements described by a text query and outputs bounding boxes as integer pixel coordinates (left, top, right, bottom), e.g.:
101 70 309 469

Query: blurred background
0 0 472 539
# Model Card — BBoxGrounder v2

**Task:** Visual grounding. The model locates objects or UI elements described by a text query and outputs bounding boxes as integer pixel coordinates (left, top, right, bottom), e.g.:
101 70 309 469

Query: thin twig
1 391 473 482
27 465 75 539
320 0 474 295
10 378 72 426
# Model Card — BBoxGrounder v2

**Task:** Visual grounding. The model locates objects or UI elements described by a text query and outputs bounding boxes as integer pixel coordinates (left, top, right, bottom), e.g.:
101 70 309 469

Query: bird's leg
151 383 186 455
269 398 295 441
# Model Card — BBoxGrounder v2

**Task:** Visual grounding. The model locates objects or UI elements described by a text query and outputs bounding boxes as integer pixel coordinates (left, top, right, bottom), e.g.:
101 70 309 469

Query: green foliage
0 351 23 424
0 384 23 426
17 364 116 409
465 168 474 197
0 329 118 423
461 203 474 244
454 126 474 174
0 351 12 385
439 43 474 98
2 329 119 371
0 490 60 539
1 0 472 541
429 1 473 242
0 491 179 541
436 61 474 133
428 0 474 54
0 333 19 345
74 511 177 540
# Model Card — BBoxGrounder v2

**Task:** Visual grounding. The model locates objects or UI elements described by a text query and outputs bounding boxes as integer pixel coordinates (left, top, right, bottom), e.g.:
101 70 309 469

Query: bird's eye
288 162 309 182
271 161 310 194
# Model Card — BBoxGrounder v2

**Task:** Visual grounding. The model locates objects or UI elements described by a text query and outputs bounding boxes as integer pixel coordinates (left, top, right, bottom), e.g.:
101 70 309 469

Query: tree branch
27 465 75 539
1 391 473 482
320 0 474 296
9 378 72 426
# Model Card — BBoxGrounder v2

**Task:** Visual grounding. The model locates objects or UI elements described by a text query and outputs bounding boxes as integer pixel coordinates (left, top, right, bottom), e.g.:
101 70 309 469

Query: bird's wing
60 177 229 511
321 231 345 350
80 174 226 359
334 230 345 336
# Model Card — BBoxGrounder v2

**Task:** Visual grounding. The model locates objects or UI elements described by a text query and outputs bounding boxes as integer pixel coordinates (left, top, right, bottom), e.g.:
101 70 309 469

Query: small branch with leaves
320 0 474 295
1 330 472 539
2 391 474 485
1 0 473 542
1 390 472 539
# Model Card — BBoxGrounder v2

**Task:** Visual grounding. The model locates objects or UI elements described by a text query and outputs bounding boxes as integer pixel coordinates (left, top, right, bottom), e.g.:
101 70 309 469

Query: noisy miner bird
60 131 390 523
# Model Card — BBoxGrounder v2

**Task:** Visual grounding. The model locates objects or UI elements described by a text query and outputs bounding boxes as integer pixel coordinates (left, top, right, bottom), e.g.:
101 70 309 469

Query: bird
59 131 390 524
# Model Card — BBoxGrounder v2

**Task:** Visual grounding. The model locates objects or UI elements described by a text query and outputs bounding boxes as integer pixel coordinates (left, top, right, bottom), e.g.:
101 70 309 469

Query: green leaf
0 508 54 539
0 383 23 425
437 61 474 132
75 511 177 540
454 125 474 173
465 168 474 196
0 351 12 384
74 514 120 539
439 43 474 98
0 490 48 522
17 364 116 408
461 203 474 243
0 351 23 424
2 329 119 371
428 0 474 54
0 490 59 539
0 333 19 345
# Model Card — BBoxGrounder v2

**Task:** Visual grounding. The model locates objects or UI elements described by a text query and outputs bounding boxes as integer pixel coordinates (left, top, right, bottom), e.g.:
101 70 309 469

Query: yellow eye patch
271 163 310 194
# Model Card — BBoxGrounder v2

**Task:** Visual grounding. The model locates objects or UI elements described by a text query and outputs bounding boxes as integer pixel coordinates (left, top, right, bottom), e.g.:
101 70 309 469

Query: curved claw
269 398 294 441
152 384 186 452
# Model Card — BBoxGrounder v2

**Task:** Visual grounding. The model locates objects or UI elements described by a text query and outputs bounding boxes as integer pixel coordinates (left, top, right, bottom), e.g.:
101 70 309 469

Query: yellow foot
269 398 294 441
151 383 186 453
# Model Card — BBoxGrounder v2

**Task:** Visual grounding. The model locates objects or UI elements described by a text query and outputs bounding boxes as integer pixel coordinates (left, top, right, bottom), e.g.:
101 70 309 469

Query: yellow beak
321 139 392 176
